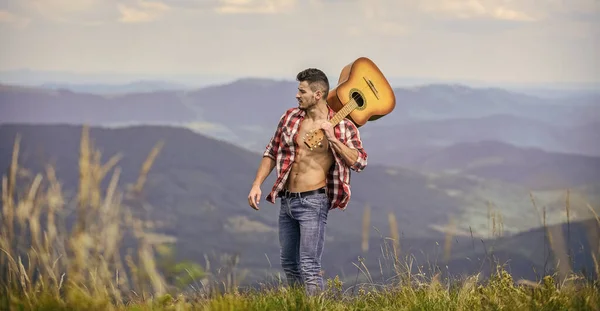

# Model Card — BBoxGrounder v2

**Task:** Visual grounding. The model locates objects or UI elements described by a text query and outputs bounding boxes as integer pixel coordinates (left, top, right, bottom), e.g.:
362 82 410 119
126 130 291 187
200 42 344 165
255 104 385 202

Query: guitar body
304 57 396 150
326 57 396 127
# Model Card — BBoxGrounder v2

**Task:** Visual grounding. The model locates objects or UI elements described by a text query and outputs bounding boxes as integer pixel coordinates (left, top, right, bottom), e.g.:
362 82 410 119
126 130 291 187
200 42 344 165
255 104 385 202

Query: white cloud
16 0 171 25
215 0 296 14
418 0 537 21
306 0 407 37
491 7 535 21
24 0 118 25
118 1 170 23
29 0 101 13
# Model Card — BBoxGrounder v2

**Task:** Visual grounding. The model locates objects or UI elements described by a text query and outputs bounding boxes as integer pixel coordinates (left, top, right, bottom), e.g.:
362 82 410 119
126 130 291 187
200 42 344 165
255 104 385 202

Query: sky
0 0 599 85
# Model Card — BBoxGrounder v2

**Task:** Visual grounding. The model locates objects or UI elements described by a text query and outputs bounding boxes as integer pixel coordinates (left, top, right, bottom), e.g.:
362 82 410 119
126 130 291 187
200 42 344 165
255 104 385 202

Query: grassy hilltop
1 126 599 310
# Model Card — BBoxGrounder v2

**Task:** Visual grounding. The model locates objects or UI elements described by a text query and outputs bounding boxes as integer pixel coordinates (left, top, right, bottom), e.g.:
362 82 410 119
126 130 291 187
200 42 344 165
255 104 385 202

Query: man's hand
248 184 262 210
320 121 335 141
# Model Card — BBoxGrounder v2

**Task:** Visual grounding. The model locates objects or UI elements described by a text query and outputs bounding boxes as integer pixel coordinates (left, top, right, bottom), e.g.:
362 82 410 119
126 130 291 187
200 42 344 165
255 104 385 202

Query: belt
278 187 326 199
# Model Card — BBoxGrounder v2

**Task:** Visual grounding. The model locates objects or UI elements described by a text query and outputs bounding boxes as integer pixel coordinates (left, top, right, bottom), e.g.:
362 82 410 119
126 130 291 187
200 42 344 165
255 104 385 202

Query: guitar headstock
304 129 325 150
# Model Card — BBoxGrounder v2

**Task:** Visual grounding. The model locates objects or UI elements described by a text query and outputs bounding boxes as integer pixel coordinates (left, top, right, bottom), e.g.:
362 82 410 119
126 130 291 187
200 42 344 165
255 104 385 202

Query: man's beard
299 99 316 111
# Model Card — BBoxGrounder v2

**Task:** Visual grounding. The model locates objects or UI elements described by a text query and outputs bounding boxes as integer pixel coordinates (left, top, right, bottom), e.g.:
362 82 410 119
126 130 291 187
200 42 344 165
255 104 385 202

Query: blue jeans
278 191 330 295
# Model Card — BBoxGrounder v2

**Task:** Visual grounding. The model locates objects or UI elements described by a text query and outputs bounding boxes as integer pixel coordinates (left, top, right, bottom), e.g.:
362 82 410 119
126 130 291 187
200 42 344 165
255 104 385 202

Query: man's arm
330 140 358 165
252 156 276 187
329 121 367 172
249 150 277 210
248 111 287 210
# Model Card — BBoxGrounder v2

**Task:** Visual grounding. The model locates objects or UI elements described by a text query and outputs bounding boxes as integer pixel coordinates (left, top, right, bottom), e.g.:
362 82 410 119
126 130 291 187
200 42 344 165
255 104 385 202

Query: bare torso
285 117 334 192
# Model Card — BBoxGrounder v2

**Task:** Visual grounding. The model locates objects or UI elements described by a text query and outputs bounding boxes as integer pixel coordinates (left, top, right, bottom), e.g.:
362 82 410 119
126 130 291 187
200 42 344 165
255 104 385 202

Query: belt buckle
286 190 299 198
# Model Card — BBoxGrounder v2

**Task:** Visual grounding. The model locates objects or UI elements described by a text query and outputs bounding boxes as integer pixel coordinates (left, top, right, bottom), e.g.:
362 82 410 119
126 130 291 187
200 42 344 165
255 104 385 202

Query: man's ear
315 90 322 100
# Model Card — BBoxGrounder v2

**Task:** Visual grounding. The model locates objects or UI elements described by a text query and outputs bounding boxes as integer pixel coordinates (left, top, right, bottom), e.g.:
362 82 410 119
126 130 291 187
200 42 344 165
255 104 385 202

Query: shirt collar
327 105 335 120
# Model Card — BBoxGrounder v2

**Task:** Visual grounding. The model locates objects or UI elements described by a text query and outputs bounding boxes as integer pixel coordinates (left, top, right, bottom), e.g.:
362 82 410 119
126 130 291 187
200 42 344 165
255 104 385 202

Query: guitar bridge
363 77 379 99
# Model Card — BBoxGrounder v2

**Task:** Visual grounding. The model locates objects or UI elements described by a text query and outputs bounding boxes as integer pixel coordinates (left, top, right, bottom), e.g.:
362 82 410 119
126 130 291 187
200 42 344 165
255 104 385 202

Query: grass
1 125 600 310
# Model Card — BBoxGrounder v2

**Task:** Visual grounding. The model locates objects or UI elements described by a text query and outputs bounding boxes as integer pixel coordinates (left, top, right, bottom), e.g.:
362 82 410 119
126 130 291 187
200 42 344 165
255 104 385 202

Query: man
247 68 368 295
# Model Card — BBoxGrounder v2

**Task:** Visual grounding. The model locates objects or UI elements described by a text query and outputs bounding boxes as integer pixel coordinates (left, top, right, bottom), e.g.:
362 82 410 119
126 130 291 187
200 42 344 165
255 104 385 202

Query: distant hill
0 69 237 88
1 123 598 285
400 140 600 190
184 77 297 129
39 80 189 94
360 113 600 165
388 84 598 125
0 85 198 124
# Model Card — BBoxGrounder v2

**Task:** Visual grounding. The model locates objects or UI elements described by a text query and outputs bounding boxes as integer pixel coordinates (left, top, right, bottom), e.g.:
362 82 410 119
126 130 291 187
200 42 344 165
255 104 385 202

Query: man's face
296 81 321 110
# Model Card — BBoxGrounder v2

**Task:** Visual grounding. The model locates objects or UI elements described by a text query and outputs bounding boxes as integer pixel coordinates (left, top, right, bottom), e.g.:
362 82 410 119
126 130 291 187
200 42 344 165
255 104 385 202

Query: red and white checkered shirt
263 106 368 210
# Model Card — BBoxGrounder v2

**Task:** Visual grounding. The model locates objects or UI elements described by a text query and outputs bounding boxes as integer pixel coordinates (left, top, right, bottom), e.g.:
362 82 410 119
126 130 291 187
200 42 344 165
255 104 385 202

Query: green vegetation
1 126 599 310
3 273 600 311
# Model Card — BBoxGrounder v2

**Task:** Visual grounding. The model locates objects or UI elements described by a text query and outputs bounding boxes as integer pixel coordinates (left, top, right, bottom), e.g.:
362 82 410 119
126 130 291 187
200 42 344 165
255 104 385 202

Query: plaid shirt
263 106 368 210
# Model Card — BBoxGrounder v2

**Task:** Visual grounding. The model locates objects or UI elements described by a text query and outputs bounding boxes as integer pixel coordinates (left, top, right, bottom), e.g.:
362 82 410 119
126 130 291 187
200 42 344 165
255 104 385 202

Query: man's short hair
296 68 329 98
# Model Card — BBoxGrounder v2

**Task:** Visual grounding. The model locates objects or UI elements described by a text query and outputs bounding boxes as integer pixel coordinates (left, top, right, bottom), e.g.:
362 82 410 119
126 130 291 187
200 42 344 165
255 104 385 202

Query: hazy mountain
1 77 598 162
391 84 597 127
1 123 598 285
360 114 600 165
407 140 600 190
0 69 237 88
4 77 598 124
39 80 189 94
0 84 199 124
182 80 599 127
183 78 297 127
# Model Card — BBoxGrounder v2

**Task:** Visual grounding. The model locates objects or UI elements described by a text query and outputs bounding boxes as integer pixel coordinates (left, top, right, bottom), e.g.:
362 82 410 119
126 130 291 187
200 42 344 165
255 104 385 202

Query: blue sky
0 0 598 85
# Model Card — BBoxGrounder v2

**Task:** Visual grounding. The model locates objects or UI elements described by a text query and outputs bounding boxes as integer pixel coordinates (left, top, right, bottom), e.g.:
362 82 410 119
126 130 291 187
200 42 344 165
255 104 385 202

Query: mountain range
1 78 598 158
1 77 599 286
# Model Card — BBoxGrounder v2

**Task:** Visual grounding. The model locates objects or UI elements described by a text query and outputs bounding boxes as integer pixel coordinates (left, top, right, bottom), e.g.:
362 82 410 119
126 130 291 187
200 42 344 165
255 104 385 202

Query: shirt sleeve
263 111 287 160
343 121 368 172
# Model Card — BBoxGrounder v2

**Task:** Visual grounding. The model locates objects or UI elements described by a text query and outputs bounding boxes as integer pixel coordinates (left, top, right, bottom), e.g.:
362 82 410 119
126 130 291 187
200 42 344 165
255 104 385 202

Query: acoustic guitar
304 57 396 150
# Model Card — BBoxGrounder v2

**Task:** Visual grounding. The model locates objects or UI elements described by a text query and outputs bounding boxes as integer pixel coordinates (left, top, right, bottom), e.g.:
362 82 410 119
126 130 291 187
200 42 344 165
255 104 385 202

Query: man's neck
305 101 329 121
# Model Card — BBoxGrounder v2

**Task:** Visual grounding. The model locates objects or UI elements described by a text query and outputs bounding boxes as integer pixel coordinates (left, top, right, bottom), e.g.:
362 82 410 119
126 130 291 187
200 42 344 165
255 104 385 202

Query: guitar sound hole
351 91 364 107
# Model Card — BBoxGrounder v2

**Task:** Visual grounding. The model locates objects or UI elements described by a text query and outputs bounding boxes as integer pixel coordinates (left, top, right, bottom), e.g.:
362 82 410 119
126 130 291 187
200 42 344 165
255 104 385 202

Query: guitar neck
329 99 359 126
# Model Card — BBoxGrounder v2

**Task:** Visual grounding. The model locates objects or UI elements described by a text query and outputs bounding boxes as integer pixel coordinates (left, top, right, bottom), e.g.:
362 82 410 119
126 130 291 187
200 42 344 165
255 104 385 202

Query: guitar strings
329 83 372 124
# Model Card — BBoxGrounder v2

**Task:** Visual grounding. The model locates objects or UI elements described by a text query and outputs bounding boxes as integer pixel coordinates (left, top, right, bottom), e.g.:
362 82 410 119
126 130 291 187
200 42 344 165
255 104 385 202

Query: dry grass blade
132 140 164 196
546 223 572 283
99 154 123 181
76 125 91 235
362 204 371 253
443 216 456 263
3 134 20 249
584 203 600 280
586 203 600 227
388 212 400 260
